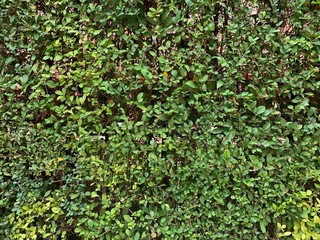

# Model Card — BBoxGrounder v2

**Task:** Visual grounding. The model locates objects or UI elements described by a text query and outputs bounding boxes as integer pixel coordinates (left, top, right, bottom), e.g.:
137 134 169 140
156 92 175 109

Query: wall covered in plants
0 0 319 239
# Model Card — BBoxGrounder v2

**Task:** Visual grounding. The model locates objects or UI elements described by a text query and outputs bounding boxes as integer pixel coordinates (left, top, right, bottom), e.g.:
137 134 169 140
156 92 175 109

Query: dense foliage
1 0 320 239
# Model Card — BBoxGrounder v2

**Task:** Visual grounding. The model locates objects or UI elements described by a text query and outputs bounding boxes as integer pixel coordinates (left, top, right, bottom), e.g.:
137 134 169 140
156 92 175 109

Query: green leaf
249 155 258 162
21 74 28 83
46 80 57 88
282 232 292 236
134 232 141 240
54 55 63 61
52 207 61 214
125 229 131 236
93 29 102 35
158 114 168 121
185 81 197 89
91 191 99 198
260 219 266 233
137 92 144 102
200 74 208 82
87 219 94 227
255 106 266 115
74 227 83 234
123 215 132 222
141 68 152 80
217 80 224 89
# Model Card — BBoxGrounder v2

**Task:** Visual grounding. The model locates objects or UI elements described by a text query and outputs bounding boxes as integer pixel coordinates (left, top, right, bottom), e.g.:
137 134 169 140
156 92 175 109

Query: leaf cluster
0 0 319 239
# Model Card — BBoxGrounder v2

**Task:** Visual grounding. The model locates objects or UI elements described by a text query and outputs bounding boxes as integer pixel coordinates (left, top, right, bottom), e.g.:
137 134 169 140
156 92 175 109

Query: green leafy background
0 0 319 239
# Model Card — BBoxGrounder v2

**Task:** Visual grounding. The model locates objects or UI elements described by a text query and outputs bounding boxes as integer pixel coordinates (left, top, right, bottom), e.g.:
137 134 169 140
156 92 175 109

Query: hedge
0 0 320 239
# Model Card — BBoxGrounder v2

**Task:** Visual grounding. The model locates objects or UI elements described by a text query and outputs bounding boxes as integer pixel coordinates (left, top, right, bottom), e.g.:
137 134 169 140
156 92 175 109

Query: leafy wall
0 0 320 239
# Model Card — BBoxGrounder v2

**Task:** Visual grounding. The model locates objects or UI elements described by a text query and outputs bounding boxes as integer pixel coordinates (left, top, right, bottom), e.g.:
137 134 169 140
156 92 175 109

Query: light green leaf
217 80 224 89
137 92 144 102
134 232 141 240
87 219 94 227
260 220 266 233
52 207 61 214
185 81 197 89
74 227 83 233
54 55 63 61
158 114 168 121
124 215 132 222
91 191 99 198
93 29 102 35
256 106 266 115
